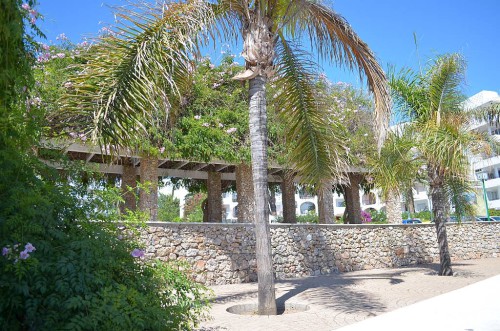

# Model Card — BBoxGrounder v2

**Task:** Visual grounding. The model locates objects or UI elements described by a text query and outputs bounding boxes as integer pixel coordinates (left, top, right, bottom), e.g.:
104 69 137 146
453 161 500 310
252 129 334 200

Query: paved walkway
197 257 500 331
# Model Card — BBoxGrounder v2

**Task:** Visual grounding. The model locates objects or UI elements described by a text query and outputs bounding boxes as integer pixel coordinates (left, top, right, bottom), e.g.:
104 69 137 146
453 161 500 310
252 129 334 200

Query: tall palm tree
389 54 495 275
63 0 390 314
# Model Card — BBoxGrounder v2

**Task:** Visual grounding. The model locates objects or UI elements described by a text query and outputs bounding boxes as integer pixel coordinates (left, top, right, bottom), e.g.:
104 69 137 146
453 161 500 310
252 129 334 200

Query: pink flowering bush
361 210 372 223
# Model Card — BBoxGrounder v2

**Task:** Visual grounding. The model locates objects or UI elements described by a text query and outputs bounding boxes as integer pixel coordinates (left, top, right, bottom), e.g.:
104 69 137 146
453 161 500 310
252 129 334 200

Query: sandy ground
196 257 500 331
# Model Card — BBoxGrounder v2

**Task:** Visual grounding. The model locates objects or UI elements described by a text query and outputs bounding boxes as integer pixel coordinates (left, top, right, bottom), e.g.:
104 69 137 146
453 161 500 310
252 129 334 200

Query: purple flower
226 127 237 134
194 115 201 120
159 146 165 153
202 123 210 127
56 53 65 59
131 249 144 258
19 250 29 260
24 243 36 253
21 3 30 10
2 247 10 256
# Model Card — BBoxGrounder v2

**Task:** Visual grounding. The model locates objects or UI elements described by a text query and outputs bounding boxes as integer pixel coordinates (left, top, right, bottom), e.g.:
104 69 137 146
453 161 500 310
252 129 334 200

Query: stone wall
141 222 500 285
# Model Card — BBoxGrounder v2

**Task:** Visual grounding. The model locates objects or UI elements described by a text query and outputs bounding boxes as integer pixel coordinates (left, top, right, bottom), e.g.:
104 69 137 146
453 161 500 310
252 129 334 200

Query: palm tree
63 0 390 314
370 130 423 224
389 54 495 275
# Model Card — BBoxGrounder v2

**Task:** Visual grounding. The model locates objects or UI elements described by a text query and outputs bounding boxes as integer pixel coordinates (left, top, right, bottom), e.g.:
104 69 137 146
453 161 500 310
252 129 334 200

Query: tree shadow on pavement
274 268 422 314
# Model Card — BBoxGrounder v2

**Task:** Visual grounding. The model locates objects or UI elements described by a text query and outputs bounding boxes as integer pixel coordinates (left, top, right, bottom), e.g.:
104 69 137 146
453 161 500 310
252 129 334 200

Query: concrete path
196 257 500 331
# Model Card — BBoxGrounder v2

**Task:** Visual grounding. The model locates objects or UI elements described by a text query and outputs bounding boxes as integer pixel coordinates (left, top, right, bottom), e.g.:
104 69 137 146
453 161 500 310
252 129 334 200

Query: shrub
296 212 319 224
369 209 388 224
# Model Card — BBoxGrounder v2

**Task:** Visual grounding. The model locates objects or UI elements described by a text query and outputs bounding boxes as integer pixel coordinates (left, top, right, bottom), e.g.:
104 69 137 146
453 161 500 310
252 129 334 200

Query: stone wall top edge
143 221 500 229
145 222 254 227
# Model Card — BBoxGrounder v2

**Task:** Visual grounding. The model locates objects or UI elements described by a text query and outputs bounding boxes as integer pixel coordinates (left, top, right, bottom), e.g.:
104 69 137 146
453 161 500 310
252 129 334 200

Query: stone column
344 173 362 224
236 163 255 223
281 171 296 223
121 157 137 213
318 182 334 224
206 171 222 222
139 155 158 221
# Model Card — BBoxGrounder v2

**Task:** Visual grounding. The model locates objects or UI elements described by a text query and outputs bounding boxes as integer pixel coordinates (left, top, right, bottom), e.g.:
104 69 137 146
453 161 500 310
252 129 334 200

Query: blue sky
37 0 499 97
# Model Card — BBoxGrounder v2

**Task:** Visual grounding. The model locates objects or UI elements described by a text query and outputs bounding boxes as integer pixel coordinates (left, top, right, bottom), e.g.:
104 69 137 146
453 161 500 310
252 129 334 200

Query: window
232 192 237 202
487 191 498 201
300 202 316 215
336 199 345 207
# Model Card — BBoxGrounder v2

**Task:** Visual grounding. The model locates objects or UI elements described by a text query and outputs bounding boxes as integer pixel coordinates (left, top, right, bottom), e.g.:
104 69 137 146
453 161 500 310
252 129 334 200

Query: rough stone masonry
140 222 500 285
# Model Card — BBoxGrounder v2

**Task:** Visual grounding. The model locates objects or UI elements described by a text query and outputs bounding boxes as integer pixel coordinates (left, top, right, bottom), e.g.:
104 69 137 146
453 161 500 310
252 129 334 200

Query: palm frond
370 130 422 199
443 175 476 219
427 54 466 123
388 66 428 121
60 0 215 150
274 36 347 185
283 0 390 150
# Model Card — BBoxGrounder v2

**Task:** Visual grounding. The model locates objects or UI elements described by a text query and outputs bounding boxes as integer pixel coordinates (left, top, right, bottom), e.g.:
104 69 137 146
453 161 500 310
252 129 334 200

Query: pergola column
318 181 334 224
344 173 363 224
206 171 222 222
139 155 158 221
236 163 255 223
121 157 137 213
281 171 296 223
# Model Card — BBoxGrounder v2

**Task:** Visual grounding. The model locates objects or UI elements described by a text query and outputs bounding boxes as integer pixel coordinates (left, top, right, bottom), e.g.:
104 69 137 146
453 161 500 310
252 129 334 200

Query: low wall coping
145 221 500 229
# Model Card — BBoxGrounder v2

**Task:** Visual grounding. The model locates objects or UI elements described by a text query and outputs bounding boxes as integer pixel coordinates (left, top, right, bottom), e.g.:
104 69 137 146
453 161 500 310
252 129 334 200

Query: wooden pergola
40 139 366 224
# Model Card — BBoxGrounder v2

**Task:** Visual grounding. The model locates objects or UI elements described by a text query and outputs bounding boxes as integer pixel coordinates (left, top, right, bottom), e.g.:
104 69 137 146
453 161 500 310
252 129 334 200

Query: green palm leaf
60 0 215 149
274 36 347 184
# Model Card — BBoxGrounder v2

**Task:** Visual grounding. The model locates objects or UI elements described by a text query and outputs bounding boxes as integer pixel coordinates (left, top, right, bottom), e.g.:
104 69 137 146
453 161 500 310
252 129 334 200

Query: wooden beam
215 164 229 172
85 153 95 163
174 161 190 169
192 163 208 171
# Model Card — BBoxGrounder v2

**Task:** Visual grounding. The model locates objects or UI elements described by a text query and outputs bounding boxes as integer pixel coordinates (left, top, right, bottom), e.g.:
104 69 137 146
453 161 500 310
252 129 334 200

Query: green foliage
296 212 319 224
403 210 432 222
174 56 249 162
0 3 211 328
0 160 211 330
158 193 181 222
183 193 206 223
369 209 388 224
488 209 500 216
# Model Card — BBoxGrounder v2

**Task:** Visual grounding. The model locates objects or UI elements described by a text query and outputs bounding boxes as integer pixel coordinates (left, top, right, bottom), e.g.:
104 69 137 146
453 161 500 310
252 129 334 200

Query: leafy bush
183 193 206 222
296 212 319 224
0 4 211 329
0 161 212 330
369 209 388 224
402 210 432 222
158 193 181 222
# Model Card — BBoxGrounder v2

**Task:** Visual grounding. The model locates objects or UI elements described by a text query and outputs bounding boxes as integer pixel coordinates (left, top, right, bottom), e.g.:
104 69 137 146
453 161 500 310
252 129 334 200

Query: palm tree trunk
207 171 222 222
281 171 297 224
405 186 415 214
236 163 255 223
121 157 137 213
345 173 362 224
318 182 334 224
386 189 402 223
429 167 453 276
139 155 158 221
249 75 277 315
